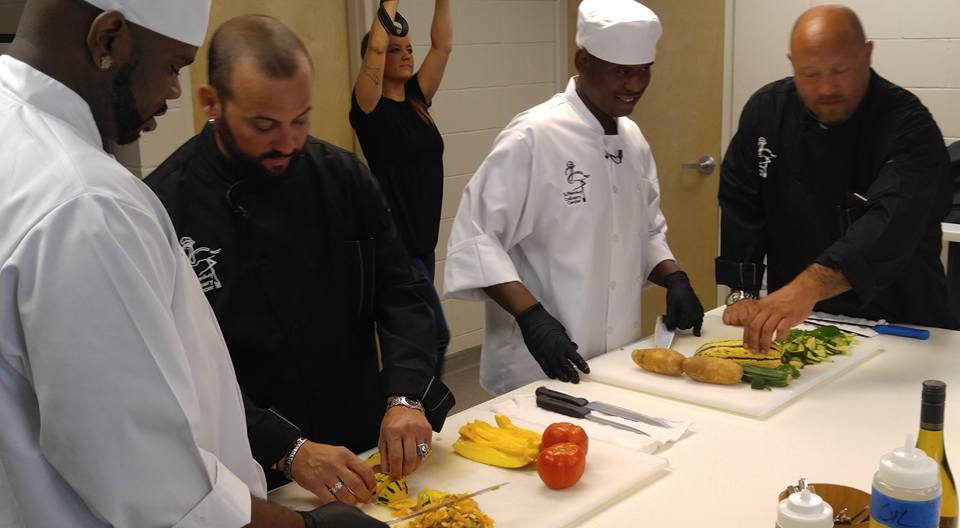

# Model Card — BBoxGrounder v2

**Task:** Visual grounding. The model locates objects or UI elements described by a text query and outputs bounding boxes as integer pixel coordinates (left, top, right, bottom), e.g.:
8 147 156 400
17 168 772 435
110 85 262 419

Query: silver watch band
386 395 425 413
725 289 758 306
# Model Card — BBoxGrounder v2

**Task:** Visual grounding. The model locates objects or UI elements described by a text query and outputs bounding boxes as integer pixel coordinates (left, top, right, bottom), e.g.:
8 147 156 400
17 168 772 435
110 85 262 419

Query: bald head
208 15 312 101
790 5 866 56
788 5 873 125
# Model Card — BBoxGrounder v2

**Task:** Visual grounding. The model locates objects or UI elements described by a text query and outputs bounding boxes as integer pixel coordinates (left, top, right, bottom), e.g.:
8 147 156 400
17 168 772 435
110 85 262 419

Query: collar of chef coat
563 76 614 136
0 55 102 152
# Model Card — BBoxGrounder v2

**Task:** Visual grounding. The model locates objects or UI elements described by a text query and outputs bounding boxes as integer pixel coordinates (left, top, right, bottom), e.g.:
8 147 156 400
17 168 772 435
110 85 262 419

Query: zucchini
740 364 800 390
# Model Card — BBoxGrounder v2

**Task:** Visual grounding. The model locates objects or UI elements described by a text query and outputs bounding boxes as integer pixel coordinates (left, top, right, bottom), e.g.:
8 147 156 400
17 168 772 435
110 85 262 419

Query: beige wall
729 0 960 145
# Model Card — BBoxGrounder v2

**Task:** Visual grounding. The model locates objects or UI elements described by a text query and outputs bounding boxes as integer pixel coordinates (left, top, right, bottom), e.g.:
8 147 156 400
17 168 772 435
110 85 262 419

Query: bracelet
282 436 308 481
377 5 409 37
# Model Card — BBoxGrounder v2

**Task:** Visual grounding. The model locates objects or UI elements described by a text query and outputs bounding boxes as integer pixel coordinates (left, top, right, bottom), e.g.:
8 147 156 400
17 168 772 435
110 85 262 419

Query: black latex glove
300 502 387 528
662 270 704 336
515 303 590 383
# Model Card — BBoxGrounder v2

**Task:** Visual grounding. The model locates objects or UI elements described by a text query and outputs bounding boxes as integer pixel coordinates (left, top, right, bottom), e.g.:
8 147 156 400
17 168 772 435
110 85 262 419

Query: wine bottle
917 380 958 528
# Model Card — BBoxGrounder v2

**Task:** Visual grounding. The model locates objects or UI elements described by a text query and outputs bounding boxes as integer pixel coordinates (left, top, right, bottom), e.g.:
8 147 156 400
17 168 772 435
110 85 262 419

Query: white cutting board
585 311 884 418
269 409 668 528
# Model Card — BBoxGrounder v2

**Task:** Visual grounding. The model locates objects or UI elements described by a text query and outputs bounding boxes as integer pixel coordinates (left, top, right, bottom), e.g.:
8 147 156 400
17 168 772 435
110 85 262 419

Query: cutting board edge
556 457 671 528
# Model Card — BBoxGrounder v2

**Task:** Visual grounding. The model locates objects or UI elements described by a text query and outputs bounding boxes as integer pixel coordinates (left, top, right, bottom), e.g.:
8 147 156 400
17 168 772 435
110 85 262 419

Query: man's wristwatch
725 289 758 306
386 395 425 413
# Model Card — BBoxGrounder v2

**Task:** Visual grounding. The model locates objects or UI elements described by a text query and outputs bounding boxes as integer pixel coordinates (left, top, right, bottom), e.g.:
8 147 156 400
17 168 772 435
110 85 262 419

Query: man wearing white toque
0 0 383 526
444 0 704 395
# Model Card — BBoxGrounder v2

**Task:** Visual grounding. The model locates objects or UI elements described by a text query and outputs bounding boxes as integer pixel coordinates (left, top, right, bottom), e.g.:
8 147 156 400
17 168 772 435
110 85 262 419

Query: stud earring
98 56 112 71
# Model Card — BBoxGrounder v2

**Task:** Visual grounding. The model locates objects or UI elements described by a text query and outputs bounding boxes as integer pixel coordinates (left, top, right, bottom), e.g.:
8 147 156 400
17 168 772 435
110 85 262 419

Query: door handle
682 155 716 175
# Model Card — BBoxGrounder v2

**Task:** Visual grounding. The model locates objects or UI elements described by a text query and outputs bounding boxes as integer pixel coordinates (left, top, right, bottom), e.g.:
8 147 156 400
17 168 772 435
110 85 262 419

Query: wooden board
269 410 669 528
584 311 884 418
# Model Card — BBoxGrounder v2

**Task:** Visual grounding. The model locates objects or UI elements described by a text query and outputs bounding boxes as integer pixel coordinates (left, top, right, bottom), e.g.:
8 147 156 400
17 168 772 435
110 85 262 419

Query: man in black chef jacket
146 15 454 500
718 5 958 353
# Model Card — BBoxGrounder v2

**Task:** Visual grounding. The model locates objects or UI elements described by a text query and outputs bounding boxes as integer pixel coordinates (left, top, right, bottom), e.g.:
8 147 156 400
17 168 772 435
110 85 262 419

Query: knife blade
385 482 509 525
806 317 930 340
654 314 675 349
536 386 671 428
536 391 650 436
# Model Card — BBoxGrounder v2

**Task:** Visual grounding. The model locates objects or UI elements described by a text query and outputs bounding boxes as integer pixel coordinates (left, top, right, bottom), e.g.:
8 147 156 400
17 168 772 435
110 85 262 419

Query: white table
270 322 960 526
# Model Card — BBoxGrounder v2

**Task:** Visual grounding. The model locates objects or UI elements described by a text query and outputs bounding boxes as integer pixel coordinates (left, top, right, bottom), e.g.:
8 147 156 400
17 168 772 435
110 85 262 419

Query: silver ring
328 480 344 494
416 442 429 458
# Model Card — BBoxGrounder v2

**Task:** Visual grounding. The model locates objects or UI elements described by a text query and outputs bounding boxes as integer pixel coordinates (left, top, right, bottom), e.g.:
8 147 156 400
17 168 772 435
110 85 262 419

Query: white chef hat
576 0 662 66
83 0 211 47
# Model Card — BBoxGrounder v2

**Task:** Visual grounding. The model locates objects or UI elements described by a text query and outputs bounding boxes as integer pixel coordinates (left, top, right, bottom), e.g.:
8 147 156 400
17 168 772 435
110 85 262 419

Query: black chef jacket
718 70 958 329
146 126 455 472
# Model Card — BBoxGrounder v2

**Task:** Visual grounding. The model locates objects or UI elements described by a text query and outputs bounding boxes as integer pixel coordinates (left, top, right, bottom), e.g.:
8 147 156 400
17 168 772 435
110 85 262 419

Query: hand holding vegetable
722 299 759 326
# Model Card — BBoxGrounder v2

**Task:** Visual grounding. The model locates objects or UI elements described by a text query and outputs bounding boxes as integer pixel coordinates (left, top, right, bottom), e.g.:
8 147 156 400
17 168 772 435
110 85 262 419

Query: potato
682 356 743 385
631 348 685 376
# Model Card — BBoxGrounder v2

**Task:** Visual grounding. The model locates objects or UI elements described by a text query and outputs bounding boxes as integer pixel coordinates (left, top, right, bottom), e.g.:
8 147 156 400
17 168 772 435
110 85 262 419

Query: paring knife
536 386 671 428
654 314 675 349
385 482 509 525
536 391 651 436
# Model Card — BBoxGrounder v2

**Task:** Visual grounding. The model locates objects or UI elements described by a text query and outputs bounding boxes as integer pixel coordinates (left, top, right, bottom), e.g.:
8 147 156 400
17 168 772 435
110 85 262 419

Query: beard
111 51 166 145
215 107 303 177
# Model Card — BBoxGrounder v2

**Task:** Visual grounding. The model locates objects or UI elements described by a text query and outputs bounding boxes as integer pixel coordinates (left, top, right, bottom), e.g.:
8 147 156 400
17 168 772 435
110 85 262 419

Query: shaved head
208 15 312 100
788 5 873 125
790 5 866 55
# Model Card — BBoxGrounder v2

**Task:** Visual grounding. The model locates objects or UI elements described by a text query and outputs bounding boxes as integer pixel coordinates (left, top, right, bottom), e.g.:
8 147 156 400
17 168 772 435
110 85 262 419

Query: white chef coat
0 55 265 527
444 77 674 395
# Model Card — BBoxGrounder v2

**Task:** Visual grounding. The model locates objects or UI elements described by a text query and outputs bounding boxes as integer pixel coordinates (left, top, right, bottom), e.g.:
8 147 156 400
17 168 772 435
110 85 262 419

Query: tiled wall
393 0 567 354
730 0 960 145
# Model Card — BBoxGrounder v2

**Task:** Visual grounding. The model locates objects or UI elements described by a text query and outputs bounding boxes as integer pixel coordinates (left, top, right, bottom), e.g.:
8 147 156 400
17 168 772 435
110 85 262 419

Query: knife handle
535 386 589 407
875 325 930 340
536 394 590 418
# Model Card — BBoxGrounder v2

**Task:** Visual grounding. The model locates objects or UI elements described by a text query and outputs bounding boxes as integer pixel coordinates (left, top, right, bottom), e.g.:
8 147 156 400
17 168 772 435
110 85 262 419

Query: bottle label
871 486 942 528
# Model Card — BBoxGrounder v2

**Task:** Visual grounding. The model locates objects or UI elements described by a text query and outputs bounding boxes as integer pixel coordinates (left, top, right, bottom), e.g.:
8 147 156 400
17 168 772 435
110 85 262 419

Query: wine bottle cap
776 488 834 527
877 434 940 490
922 380 946 404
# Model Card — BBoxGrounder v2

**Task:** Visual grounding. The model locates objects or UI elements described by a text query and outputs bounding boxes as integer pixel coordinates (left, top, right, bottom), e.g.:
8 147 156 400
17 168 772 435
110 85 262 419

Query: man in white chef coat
444 0 704 395
0 1 384 527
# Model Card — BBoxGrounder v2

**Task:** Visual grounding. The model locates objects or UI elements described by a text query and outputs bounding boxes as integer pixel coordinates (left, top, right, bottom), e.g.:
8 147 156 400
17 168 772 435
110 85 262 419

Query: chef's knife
806 314 930 340
385 482 509 525
535 386 671 428
536 392 650 436
654 314 675 349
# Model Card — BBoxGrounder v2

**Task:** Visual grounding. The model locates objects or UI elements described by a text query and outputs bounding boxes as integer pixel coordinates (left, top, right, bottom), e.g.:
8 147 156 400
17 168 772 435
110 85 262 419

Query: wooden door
568 0 726 336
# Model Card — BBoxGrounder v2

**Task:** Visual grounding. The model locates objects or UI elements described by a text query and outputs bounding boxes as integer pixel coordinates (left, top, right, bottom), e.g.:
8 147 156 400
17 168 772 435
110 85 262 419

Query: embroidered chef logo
562 161 590 205
180 236 223 292
757 137 777 179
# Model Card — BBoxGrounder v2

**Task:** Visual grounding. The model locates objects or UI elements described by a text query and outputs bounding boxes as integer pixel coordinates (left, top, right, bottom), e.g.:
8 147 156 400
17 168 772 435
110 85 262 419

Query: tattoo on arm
361 64 382 86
